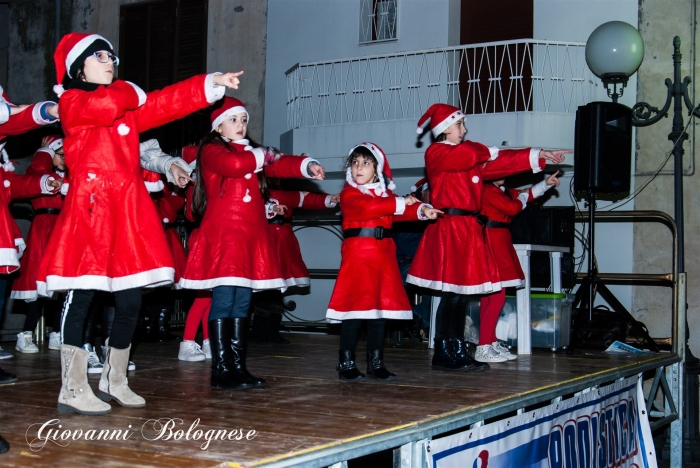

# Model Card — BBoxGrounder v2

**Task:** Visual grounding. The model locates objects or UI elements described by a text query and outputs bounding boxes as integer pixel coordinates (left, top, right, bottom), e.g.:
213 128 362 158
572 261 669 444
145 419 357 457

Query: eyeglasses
92 51 119 66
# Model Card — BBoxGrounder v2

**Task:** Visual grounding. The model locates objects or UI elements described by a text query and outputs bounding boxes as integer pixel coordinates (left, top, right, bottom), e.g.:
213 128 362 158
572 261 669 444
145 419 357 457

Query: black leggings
61 288 141 349
22 298 63 333
339 319 386 352
437 292 468 339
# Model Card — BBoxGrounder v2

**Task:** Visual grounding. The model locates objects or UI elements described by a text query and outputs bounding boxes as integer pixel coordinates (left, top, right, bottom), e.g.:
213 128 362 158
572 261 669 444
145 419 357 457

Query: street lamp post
586 22 700 462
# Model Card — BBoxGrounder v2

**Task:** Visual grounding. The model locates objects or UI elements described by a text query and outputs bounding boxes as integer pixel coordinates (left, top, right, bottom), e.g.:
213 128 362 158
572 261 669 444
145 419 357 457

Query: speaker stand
572 188 659 352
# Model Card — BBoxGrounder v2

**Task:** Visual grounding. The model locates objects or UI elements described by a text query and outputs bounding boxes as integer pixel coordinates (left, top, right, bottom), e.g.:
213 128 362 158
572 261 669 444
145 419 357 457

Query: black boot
0 433 8 453
250 311 273 346
450 338 488 372
268 312 290 345
0 367 17 384
231 318 265 388
431 337 474 371
336 350 366 382
366 349 396 381
209 319 252 391
157 307 177 342
407 314 425 344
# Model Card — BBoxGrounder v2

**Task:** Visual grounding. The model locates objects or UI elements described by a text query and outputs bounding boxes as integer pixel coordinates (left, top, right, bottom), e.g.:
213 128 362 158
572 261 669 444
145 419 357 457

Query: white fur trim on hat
211 106 248 131
65 34 114 79
431 110 466 138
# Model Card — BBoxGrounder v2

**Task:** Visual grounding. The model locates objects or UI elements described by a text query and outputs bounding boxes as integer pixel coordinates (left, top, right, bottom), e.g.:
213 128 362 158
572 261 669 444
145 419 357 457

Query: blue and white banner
427 376 656 468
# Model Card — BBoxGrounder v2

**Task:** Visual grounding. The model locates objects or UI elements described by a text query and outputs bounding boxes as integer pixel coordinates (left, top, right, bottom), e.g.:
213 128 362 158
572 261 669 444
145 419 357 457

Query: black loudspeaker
511 207 576 289
574 102 632 194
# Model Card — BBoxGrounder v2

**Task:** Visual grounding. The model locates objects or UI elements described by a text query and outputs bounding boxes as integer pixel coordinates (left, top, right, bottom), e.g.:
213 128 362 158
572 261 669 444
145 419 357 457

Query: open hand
213 71 244 89
539 149 570 164
308 163 325 180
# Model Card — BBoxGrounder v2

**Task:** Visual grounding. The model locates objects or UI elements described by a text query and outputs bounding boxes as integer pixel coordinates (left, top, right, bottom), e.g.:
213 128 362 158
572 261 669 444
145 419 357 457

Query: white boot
98 343 145 408
15 331 39 353
57 344 111 415
202 339 212 359
48 332 61 351
178 340 206 361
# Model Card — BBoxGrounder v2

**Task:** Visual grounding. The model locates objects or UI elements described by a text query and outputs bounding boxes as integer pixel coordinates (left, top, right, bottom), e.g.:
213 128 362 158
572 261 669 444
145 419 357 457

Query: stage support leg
668 362 683 468
393 439 428 468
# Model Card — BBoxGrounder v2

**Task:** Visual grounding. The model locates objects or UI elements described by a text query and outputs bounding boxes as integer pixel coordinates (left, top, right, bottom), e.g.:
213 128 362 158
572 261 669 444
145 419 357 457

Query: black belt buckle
374 226 385 240
476 214 489 226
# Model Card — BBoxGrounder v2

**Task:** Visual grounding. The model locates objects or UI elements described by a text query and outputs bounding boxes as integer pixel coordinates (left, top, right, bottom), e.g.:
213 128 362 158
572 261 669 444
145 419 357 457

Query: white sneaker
474 344 508 363
48 332 61 350
0 346 13 360
83 344 104 374
15 331 39 353
101 345 135 371
201 339 212 359
492 341 518 361
178 340 206 362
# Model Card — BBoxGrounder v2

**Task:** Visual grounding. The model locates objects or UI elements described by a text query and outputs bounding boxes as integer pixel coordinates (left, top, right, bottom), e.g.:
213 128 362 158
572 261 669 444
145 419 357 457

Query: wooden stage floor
0 333 677 467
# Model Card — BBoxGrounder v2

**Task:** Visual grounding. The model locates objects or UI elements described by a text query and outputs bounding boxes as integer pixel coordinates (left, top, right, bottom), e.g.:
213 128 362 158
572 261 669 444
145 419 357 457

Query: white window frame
359 0 398 44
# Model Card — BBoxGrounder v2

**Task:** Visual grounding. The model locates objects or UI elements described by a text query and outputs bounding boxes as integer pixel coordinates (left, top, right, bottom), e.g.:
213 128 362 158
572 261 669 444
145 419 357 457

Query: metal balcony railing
286 40 597 130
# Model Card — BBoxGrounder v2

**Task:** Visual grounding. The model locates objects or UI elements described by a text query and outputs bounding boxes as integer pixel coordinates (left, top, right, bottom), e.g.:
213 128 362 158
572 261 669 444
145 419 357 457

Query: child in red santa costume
0 88 60 381
37 32 243 415
479 171 561 362
327 143 441 382
179 97 326 390
406 103 568 371
11 136 67 354
251 185 340 346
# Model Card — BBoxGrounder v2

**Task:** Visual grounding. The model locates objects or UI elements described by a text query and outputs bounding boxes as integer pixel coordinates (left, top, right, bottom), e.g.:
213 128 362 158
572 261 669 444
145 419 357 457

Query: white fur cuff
394 196 406 215
530 148 542 173
205 73 226 103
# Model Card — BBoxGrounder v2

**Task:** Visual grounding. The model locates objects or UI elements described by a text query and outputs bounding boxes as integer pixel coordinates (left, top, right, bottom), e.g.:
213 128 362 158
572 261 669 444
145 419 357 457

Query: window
360 0 397 44
119 0 210 153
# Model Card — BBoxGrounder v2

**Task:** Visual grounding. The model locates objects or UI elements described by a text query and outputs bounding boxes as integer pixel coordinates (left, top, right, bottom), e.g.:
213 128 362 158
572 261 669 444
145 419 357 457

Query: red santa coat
36 75 223 296
10 149 65 300
0 169 52 274
179 140 317 290
326 185 424 321
480 184 535 288
406 140 544 295
268 189 335 287
152 182 187 283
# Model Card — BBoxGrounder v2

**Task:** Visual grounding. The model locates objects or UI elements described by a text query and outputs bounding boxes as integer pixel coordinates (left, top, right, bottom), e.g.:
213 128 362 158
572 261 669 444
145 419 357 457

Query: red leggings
479 289 506 345
183 291 212 341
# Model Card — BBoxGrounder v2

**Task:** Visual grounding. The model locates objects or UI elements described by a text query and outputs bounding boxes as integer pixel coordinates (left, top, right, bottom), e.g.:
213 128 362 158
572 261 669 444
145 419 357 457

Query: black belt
485 220 511 229
34 208 61 215
269 217 291 225
344 227 392 240
441 208 488 226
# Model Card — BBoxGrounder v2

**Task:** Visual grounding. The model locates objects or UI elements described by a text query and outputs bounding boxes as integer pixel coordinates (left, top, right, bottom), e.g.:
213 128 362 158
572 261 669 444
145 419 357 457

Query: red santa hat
211 96 249 132
53 32 114 97
346 142 396 197
416 103 466 137
410 177 429 193
142 168 164 193
44 135 64 152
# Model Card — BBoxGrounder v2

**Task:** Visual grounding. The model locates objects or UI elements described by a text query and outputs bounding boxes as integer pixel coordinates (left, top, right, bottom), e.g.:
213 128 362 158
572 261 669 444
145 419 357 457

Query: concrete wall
0 4 8 89
634 0 698 355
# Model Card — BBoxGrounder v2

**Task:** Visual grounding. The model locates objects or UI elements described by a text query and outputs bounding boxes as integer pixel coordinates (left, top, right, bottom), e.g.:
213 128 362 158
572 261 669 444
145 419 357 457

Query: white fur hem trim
405 274 501 295
205 73 226 104
36 267 174 297
530 148 542 173
178 276 289 292
326 309 413 321
500 279 524 288
0 247 21 271
9 290 39 302
394 196 406 215
283 277 310 287
125 81 147 107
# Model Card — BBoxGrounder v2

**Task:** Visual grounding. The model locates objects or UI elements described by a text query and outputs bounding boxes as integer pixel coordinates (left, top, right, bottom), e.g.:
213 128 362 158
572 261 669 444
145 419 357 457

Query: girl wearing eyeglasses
37 32 243 416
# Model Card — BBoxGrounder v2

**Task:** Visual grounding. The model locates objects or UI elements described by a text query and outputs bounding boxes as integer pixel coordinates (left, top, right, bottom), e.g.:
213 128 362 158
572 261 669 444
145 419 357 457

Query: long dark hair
192 132 270 216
